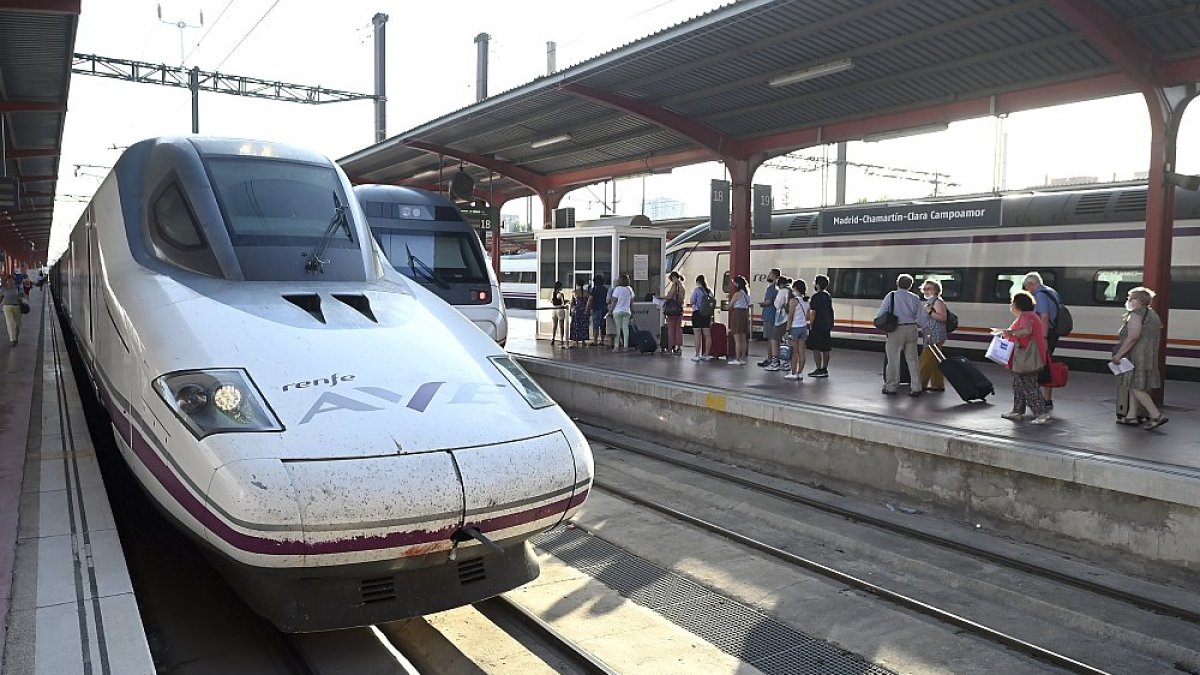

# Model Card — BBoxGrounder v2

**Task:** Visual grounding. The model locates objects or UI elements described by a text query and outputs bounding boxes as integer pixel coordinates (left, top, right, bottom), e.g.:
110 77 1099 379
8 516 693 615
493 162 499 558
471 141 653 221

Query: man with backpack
1023 271 1072 410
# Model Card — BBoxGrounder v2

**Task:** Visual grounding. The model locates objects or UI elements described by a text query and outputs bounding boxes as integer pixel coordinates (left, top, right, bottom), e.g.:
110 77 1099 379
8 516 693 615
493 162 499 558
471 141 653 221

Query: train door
714 252 729 309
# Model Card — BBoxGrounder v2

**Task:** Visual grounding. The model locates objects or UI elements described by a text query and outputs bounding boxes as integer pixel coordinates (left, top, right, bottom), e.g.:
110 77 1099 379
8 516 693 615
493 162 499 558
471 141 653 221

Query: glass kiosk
534 216 667 340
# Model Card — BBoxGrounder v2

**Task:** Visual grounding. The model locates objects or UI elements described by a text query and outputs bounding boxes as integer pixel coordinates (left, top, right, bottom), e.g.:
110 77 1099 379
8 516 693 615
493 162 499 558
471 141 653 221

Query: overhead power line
72 53 377 105
183 0 237 64
215 0 280 71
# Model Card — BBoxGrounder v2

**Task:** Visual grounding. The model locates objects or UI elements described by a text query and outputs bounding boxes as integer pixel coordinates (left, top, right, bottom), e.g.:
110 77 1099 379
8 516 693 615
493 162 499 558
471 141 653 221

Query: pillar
726 157 761 290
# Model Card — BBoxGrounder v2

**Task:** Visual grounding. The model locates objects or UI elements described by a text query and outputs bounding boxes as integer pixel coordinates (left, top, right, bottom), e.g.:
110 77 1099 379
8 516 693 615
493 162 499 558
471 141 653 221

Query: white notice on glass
1108 358 1135 375
633 254 649 281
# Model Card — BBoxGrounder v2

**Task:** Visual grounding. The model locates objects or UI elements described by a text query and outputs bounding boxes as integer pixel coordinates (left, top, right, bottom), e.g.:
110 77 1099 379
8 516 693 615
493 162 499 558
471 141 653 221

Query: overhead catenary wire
214 0 281 71
183 0 237 65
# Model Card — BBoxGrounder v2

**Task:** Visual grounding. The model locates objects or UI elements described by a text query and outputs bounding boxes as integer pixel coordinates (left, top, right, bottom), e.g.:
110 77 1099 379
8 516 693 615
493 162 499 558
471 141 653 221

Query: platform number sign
710 179 730 232
753 184 772 235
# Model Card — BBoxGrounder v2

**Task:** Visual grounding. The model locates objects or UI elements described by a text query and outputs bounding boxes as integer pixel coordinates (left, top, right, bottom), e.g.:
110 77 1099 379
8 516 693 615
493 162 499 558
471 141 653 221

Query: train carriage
667 184 1200 377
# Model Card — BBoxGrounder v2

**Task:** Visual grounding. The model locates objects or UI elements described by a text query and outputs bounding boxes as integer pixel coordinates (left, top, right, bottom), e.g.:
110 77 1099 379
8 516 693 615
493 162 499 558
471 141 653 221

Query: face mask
924 293 934 300
1125 300 1136 311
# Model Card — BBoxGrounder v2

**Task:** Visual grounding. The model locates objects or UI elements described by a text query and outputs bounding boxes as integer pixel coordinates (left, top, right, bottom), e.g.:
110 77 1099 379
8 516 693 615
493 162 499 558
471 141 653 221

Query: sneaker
702 356 714 361
1001 411 1024 421
765 363 782 372
757 358 772 367
810 369 829 378
1045 400 1054 410
691 355 702 362
1030 413 1052 425
783 373 799 380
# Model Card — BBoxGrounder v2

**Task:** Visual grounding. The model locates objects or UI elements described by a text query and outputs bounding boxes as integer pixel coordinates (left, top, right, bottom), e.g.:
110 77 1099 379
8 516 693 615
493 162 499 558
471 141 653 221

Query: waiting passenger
1023 271 1063 409
806 274 833 378
784 279 810 380
2 275 23 347
998 291 1050 424
727 275 751 365
609 274 635 352
569 280 590 348
918 279 948 393
879 274 923 396
1113 286 1168 430
662 272 686 355
550 281 567 346
768 276 791 371
757 268 781 368
586 275 608 346
690 275 715 361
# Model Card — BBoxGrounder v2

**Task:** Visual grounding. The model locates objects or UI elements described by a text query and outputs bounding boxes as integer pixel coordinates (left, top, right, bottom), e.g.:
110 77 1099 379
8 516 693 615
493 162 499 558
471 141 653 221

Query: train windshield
206 157 358 247
372 228 490 286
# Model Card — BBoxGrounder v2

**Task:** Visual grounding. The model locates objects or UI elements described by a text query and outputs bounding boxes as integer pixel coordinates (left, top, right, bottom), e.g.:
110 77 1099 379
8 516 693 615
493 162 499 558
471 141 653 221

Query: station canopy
340 0 1200 208
0 1 78 259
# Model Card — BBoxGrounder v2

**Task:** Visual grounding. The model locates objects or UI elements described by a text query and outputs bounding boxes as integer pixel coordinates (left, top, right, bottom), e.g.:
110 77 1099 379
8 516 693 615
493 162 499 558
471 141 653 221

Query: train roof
353 184 461 209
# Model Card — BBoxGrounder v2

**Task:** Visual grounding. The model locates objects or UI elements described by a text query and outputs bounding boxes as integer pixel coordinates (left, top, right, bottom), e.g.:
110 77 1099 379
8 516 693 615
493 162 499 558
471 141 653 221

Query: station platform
0 293 154 674
506 321 1200 577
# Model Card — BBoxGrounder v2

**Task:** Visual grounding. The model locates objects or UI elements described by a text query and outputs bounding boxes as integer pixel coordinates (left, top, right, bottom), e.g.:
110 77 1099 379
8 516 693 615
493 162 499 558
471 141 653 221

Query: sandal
1116 417 1141 426
1143 416 1169 430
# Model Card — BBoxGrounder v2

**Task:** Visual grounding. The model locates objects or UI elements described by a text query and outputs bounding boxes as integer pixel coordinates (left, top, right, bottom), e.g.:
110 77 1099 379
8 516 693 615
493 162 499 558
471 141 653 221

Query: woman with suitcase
918 279 948 392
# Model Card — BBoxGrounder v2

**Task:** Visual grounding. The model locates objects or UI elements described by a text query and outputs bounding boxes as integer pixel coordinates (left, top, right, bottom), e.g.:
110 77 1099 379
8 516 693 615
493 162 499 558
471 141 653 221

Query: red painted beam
1045 0 1162 90
403 140 551 194
0 101 67 113
0 0 79 12
1162 55 1200 86
4 148 59 159
560 82 737 157
11 175 57 183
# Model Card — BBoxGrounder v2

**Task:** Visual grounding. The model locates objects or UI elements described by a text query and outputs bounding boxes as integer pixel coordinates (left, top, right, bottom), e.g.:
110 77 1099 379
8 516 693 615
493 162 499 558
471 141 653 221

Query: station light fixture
767 58 854 88
530 134 572 149
863 122 950 143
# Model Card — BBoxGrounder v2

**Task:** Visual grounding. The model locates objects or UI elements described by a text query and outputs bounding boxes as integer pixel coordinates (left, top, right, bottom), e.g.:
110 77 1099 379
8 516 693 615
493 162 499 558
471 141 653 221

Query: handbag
873 292 898 333
1011 340 1044 375
662 298 682 316
1038 361 1069 388
20 301 30 315
985 335 1015 365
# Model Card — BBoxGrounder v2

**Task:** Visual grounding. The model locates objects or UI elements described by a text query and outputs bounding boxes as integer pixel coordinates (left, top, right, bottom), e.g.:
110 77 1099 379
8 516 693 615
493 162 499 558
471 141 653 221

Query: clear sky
51 0 1199 258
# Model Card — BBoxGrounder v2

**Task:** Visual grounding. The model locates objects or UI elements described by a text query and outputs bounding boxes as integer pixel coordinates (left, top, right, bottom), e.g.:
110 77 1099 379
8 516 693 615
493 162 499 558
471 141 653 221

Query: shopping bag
1011 342 1044 375
985 335 1015 366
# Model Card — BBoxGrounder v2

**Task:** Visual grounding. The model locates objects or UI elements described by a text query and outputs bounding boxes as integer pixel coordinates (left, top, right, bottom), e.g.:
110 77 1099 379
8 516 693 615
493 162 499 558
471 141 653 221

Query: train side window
500 272 519 283
1169 267 1200 310
914 270 963 300
154 183 204 249
992 271 1057 301
840 270 885 298
1093 269 1142 304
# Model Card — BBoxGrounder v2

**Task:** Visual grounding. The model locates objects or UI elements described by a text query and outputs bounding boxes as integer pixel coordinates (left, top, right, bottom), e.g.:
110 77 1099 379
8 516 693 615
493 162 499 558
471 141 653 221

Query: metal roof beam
559 82 737 157
4 148 58 158
1045 0 1164 90
0 101 67 112
547 148 716 191
12 175 56 183
403 140 551 193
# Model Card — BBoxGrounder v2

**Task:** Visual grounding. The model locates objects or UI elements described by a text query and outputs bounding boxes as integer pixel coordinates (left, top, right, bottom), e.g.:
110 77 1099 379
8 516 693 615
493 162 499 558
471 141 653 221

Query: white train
50 137 593 632
355 184 508 346
499 251 538 309
667 184 1200 377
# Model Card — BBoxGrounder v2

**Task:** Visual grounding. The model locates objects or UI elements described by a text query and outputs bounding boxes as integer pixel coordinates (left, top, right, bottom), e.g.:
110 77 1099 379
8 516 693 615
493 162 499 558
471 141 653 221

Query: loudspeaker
449 170 474 200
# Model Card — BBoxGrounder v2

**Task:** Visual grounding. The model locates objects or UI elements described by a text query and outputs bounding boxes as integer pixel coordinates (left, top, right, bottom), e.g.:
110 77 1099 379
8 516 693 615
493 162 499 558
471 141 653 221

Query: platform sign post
710 179 730 231
753 184 772 235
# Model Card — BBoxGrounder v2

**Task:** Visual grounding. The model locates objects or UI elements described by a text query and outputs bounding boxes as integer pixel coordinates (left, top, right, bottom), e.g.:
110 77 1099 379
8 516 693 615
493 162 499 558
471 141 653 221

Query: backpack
1038 288 1073 337
698 289 717 316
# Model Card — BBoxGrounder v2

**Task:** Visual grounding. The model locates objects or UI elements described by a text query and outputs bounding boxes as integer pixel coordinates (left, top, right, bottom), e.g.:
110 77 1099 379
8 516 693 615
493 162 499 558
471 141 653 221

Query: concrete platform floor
507 313 1199 470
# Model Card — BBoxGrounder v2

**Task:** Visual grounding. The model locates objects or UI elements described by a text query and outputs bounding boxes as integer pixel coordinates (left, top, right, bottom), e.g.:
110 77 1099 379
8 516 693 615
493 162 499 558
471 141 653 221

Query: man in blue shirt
758 268 781 368
1023 271 1061 410
879 274 925 396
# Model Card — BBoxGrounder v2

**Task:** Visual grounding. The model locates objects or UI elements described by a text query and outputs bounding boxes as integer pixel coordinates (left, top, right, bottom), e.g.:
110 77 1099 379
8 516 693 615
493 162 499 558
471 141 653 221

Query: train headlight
490 356 555 409
154 369 283 439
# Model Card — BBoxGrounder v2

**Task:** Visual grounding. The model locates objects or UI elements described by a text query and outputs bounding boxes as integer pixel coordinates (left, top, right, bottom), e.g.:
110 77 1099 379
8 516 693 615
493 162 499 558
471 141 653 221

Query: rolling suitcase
882 351 913 385
708 322 728 358
930 344 994 402
1114 373 1147 422
660 325 671 353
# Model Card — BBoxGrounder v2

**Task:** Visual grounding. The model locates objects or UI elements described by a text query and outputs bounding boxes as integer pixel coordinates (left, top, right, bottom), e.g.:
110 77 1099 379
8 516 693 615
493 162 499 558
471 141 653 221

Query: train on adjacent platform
499 251 538 309
50 137 593 632
666 183 1200 377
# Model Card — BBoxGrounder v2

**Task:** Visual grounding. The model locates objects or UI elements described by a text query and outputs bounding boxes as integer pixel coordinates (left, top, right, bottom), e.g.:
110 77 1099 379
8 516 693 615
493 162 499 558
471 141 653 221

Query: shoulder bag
1011 339 1044 375
873 292 898 333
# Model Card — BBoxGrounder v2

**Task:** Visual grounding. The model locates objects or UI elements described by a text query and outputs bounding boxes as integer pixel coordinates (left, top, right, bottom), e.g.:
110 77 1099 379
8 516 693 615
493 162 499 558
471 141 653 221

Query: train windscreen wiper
305 191 353 274
404 244 451 289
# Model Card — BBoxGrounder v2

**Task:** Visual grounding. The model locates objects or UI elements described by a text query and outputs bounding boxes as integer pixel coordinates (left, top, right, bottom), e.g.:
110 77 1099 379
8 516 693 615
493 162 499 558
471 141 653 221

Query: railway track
582 423 1200 674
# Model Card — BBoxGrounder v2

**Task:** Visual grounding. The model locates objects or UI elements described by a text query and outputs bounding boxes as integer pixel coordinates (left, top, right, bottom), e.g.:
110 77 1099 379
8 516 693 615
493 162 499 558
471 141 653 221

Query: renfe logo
296 381 507 425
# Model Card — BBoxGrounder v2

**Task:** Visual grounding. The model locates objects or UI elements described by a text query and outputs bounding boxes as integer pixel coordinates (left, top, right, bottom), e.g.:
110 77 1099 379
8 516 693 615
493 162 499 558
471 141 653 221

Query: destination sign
819 198 1001 235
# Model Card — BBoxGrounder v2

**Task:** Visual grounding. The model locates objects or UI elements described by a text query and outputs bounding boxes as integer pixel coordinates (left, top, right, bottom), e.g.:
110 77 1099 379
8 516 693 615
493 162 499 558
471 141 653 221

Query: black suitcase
883 350 914 385
929 345 994 402
660 325 671 353
632 330 657 354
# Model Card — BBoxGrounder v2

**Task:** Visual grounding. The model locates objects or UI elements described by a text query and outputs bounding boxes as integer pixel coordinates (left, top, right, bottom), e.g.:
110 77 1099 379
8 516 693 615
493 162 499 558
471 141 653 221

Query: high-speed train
498 251 538 309
50 137 593 632
355 185 508 345
667 183 1200 377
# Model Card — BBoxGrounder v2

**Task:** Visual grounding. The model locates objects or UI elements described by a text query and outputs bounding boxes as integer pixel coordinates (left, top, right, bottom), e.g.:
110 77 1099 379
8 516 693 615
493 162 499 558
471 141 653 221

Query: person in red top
998 291 1050 424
